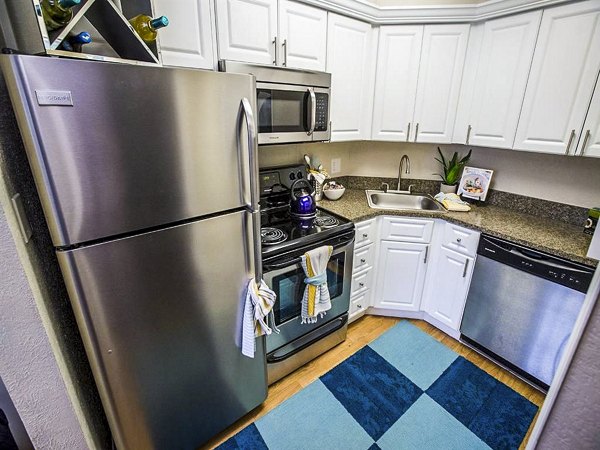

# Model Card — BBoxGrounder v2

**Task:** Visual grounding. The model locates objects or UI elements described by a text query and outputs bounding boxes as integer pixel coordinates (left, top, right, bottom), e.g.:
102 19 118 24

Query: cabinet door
453 11 541 148
514 1 600 155
373 240 428 312
576 80 600 158
371 25 423 141
279 1 327 71
413 24 469 144
155 0 215 69
327 13 377 141
423 248 474 331
216 0 278 65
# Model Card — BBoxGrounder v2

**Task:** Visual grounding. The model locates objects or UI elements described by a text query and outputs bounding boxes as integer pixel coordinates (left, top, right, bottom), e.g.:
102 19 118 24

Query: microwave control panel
315 93 329 132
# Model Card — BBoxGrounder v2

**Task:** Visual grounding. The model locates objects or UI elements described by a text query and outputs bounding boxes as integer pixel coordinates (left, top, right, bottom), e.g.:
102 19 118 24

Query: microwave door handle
307 88 316 136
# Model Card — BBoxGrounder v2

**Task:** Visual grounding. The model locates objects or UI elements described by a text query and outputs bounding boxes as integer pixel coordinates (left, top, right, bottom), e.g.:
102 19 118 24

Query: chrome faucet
397 155 410 191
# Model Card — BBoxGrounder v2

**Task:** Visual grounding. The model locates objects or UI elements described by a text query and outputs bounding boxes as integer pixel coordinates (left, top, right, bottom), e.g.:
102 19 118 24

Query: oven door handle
263 234 355 271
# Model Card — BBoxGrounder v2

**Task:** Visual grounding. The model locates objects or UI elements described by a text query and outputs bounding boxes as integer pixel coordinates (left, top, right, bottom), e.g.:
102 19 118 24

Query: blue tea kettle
289 179 316 217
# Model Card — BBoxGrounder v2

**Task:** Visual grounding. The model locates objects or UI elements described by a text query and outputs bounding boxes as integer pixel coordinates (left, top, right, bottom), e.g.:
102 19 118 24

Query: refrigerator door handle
240 97 262 282
241 97 259 211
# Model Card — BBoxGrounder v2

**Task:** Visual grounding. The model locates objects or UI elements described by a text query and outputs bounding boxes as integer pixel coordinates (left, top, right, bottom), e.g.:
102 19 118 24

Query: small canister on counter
584 208 600 235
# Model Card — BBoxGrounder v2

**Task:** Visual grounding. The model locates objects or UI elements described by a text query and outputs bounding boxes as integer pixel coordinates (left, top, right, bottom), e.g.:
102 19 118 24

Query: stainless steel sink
365 190 445 211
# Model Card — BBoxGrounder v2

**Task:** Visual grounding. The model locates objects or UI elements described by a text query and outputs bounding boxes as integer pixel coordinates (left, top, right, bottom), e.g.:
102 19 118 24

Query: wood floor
202 315 545 449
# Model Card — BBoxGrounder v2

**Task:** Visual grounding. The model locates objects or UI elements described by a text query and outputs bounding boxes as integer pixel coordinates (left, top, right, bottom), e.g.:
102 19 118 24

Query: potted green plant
434 147 472 194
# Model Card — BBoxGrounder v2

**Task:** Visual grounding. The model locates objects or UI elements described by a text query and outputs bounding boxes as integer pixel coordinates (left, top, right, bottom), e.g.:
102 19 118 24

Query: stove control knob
297 171 303 179
289 173 296 180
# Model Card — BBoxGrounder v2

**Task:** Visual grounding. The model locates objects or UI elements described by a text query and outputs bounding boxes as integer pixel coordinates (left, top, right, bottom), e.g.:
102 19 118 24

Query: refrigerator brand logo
35 90 73 106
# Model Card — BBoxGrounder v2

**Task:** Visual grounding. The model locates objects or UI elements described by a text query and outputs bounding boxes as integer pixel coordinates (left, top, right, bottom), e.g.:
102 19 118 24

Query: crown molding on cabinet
299 0 570 24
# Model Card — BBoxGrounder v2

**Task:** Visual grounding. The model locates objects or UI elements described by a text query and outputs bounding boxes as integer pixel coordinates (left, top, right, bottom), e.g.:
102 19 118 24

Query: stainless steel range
259 165 355 384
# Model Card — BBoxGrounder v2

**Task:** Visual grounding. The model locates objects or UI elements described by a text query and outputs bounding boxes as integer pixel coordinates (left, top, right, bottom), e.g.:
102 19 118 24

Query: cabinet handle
362 233 368 238
282 39 287 67
424 245 429 264
272 36 277 65
565 129 576 155
414 123 419 142
406 123 411 142
456 238 462 243
466 124 472 145
359 282 365 288
357 304 362 308
580 129 591 156
360 258 366 263
462 259 470 278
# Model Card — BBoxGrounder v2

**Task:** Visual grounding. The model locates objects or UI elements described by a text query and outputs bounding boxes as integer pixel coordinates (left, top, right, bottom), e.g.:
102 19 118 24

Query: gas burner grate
261 227 288 245
315 215 339 229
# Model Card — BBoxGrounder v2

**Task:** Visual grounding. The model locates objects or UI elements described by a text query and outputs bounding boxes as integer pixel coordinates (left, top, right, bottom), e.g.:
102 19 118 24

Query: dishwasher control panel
478 235 593 293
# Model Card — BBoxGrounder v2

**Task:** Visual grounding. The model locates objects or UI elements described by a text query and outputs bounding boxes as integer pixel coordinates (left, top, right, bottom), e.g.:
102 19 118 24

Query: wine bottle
41 0 81 31
128 15 169 43
60 31 91 52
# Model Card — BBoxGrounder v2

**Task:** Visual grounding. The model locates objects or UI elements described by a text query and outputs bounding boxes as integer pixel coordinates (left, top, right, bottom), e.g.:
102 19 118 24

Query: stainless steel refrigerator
0 55 267 450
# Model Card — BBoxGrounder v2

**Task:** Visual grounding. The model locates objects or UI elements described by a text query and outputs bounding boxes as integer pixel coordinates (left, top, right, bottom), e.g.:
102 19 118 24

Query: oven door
256 83 330 144
262 234 353 355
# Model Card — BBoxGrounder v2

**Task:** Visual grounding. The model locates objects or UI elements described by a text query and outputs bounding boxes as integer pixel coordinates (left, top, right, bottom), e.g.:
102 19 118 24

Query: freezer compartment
0 54 256 246
57 210 267 450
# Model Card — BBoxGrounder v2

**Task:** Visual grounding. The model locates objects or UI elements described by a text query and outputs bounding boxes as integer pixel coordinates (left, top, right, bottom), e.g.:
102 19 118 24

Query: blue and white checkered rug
218 321 539 450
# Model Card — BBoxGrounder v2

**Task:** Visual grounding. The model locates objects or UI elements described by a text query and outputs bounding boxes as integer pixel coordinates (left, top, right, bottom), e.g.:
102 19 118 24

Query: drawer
351 268 373 297
350 292 369 317
355 219 376 248
442 222 480 256
381 217 434 243
352 243 375 273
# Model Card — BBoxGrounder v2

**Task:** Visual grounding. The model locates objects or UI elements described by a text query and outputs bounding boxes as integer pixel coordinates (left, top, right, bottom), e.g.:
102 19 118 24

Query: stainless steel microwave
219 61 331 145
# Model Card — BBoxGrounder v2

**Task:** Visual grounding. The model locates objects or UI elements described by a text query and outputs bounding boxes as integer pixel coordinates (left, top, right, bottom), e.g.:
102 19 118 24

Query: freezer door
57 210 267 450
0 55 256 246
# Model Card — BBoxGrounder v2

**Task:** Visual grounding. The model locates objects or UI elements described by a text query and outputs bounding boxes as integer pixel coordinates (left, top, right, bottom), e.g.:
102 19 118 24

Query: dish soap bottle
41 0 81 31
128 15 169 43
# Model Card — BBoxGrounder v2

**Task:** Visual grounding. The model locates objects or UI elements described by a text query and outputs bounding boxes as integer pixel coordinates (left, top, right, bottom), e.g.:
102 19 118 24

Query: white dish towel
301 245 333 324
241 278 278 358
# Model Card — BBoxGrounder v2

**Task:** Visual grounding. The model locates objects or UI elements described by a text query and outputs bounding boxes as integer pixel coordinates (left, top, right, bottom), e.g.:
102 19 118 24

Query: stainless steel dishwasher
460 235 594 391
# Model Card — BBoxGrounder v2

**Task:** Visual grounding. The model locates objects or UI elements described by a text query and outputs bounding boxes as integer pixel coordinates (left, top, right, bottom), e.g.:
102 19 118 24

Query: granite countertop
318 189 597 268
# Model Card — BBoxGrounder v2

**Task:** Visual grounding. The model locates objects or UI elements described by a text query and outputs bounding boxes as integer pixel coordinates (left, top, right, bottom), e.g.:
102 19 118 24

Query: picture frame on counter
458 167 494 201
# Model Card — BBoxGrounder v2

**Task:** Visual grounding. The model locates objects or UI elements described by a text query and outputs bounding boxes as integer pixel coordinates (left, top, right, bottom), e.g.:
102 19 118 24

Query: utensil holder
311 178 324 201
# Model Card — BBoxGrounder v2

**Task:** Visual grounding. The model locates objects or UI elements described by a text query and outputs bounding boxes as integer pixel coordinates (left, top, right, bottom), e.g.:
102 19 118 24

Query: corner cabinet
154 0 215 69
453 11 542 148
326 13 377 141
513 1 600 155
371 24 469 143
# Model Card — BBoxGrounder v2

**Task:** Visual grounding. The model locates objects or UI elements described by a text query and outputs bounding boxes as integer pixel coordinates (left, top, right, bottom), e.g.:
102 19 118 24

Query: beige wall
258 141 600 208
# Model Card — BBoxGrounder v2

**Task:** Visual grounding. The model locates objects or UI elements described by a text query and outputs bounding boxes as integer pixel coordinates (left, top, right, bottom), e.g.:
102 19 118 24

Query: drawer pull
456 238 462 243
357 304 362 309
359 282 365 288
360 258 366 263
462 259 469 278
362 233 368 238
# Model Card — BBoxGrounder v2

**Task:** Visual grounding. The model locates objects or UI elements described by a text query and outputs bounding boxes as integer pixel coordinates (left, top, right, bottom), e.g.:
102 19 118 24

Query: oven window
272 253 345 326
257 89 308 133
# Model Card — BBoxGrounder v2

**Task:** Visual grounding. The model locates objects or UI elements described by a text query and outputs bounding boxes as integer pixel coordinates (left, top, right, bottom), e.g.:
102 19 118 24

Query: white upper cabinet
576 80 600 158
453 11 542 148
154 0 215 69
278 1 327 71
371 26 423 142
327 13 377 141
514 1 600 155
372 24 469 143
216 0 278 65
413 24 469 143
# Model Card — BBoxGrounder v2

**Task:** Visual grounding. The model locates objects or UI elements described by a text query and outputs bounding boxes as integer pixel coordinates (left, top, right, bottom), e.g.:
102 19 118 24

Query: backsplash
259 140 600 209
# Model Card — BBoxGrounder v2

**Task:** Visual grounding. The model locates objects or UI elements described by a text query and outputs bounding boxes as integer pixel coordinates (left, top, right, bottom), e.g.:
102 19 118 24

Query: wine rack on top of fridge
0 0 163 66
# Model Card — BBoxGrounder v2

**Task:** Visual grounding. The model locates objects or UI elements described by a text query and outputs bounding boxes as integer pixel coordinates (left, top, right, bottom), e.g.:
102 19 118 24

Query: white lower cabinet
373 240 429 312
349 219 378 323
422 247 475 331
